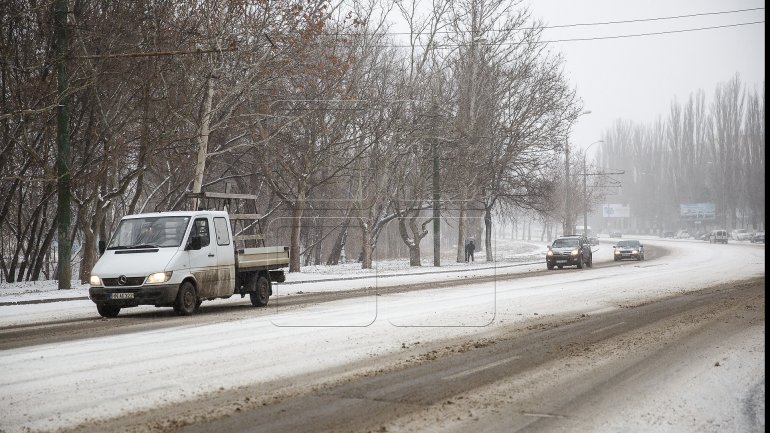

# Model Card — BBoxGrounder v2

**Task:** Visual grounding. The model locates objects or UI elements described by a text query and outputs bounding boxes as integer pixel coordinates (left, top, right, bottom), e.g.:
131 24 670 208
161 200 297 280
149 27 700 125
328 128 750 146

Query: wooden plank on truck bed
200 192 258 200
229 214 263 220
237 246 290 270
234 234 264 241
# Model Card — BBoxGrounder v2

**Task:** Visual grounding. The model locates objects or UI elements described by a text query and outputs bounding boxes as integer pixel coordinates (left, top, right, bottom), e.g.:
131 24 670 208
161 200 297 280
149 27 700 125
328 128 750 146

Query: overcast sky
526 0 765 156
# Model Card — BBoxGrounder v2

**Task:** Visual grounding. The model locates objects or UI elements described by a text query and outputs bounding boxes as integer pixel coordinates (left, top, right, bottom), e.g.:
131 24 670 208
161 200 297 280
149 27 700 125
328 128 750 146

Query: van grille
102 277 146 287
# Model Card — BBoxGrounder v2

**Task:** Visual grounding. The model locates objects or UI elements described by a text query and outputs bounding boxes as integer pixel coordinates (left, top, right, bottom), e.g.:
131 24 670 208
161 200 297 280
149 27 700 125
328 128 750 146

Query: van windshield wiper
108 244 159 250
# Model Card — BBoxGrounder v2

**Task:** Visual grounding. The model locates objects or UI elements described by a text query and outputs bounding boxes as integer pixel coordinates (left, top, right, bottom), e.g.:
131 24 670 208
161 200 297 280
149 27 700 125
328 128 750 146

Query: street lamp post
583 140 604 237
565 110 592 235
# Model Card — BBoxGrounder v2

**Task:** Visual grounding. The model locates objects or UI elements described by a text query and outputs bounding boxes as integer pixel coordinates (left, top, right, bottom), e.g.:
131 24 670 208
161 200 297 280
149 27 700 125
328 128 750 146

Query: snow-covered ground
0 237 764 432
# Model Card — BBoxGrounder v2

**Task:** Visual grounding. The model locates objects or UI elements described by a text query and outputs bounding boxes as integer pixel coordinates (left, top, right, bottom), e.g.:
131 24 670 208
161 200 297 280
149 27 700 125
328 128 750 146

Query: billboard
680 203 715 220
602 203 630 218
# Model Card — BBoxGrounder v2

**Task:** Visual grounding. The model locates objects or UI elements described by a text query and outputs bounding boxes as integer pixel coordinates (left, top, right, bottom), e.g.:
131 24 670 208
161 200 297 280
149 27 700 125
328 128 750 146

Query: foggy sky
529 0 765 157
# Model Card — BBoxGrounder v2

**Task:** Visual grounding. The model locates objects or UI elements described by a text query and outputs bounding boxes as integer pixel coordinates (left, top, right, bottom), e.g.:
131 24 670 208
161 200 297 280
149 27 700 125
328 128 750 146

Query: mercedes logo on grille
118 275 128 286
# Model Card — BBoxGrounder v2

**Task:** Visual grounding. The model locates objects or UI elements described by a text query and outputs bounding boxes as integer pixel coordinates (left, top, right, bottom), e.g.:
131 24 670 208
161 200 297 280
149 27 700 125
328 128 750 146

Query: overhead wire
373 20 765 48
380 6 766 35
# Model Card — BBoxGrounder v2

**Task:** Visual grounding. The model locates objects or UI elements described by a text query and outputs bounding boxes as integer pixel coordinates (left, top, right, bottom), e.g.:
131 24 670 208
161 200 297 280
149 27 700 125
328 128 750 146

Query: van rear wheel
249 275 270 307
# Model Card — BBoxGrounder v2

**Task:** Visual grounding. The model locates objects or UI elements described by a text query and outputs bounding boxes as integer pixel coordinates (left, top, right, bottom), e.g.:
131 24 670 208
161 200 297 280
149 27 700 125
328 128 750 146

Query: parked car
609 231 622 238
696 232 710 241
750 232 765 243
662 231 675 238
546 235 593 270
709 229 728 244
731 229 752 241
613 239 644 261
675 230 691 239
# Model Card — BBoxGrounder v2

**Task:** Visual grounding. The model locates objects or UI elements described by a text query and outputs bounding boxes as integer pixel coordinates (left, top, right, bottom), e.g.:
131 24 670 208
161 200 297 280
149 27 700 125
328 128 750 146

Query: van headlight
90 275 102 286
146 272 172 284
546 250 553 256
571 249 579 256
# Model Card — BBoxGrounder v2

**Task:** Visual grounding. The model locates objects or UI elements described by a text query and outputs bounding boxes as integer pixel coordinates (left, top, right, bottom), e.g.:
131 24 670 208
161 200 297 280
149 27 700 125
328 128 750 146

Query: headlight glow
632 250 639 254
614 250 621 255
146 272 172 284
571 249 579 256
546 251 553 256
89 275 102 286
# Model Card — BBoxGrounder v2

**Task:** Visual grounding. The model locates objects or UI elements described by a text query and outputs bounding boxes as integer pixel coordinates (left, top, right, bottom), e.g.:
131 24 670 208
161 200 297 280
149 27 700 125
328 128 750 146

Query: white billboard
602 203 630 218
680 203 715 220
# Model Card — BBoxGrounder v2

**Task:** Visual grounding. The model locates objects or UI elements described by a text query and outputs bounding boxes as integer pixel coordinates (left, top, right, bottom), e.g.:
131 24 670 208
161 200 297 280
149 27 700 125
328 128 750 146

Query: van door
213 216 236 297
187 216 217 297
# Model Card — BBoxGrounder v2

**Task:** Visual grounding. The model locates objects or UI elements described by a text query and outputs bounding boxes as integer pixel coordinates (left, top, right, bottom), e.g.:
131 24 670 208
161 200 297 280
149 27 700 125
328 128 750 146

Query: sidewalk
0 240 566 306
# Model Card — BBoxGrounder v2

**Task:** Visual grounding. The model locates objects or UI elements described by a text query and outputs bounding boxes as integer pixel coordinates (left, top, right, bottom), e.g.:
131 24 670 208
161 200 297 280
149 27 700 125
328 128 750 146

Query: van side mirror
186 235 202 251
98 240 106 255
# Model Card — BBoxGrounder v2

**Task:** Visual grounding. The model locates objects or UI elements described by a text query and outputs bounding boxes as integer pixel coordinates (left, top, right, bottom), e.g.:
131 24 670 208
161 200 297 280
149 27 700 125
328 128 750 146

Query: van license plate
111 292 134 300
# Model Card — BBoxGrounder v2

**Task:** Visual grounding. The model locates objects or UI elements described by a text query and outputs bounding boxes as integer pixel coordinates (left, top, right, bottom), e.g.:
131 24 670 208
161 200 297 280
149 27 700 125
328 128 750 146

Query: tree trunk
326 223 348 265
484 205 493 261
408 244 421 267
289 190 306 272
397 215 422 267
313 223 323 266
456 203 466 262
361 223 372 269
77 204 95 284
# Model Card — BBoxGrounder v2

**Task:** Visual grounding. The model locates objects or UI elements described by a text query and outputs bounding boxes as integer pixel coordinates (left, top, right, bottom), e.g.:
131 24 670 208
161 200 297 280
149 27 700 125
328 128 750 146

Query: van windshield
107 216 191 249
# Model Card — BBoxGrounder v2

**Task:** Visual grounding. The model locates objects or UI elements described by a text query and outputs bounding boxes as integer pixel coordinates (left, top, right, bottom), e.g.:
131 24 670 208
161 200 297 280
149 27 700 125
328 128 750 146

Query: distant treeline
599 74 764 234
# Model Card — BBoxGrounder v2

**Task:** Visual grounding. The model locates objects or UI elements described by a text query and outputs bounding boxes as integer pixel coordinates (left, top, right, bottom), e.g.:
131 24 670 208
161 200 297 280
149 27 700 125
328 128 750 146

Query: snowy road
0 238 764 433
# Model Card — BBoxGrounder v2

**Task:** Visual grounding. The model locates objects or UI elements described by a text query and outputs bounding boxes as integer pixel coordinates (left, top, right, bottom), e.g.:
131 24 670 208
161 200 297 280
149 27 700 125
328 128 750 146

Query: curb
1 259 545 306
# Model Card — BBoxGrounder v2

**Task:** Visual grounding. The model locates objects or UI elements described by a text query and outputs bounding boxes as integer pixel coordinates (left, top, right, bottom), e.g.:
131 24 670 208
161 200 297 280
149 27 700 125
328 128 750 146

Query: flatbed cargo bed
236 246 290 271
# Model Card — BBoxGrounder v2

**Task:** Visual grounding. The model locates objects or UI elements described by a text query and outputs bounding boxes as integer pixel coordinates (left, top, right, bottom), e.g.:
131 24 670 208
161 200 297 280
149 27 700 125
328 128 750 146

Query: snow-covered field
0 237 764 432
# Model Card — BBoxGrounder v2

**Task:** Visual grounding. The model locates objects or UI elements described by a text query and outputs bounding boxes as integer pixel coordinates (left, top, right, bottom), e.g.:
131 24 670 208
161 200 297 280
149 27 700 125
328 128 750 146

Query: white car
731 229 751 241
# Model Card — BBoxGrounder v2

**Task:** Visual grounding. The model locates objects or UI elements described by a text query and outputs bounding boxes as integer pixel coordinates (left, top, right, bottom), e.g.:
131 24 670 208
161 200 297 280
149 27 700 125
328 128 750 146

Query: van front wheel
97 304 120 318
174 282 197 316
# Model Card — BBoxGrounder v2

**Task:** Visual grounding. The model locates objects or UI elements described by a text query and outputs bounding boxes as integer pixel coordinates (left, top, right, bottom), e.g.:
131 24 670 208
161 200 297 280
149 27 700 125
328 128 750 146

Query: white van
89 210 289 317
709 229 728 244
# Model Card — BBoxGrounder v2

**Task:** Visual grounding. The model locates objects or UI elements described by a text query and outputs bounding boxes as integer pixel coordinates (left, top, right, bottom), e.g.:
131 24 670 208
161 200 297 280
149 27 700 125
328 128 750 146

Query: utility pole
582 140 604 236
55 0 71 290
564 140 570 235
564 110 592 235
432 100 441 267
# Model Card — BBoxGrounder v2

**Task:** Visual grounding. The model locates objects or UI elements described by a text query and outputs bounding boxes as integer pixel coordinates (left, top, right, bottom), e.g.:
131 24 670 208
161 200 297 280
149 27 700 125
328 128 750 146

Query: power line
337 7 764 36
541 20 765 44
379 20 764 48
531 7 763 30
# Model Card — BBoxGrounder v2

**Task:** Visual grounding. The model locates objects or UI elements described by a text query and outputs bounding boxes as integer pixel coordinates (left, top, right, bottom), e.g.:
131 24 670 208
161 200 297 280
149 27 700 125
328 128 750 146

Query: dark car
613 239 644 261
546 235 593 270
610 231 622 238
751 232 765 243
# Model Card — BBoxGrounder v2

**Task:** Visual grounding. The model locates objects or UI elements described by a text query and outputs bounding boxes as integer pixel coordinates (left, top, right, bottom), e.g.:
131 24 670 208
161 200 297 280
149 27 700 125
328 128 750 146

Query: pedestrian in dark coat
465 239 476 262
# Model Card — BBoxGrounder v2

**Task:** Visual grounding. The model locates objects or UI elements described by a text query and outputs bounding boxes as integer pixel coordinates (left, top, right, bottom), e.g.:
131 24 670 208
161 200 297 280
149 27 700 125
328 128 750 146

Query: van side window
213 217 231 246
190 218 211 247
